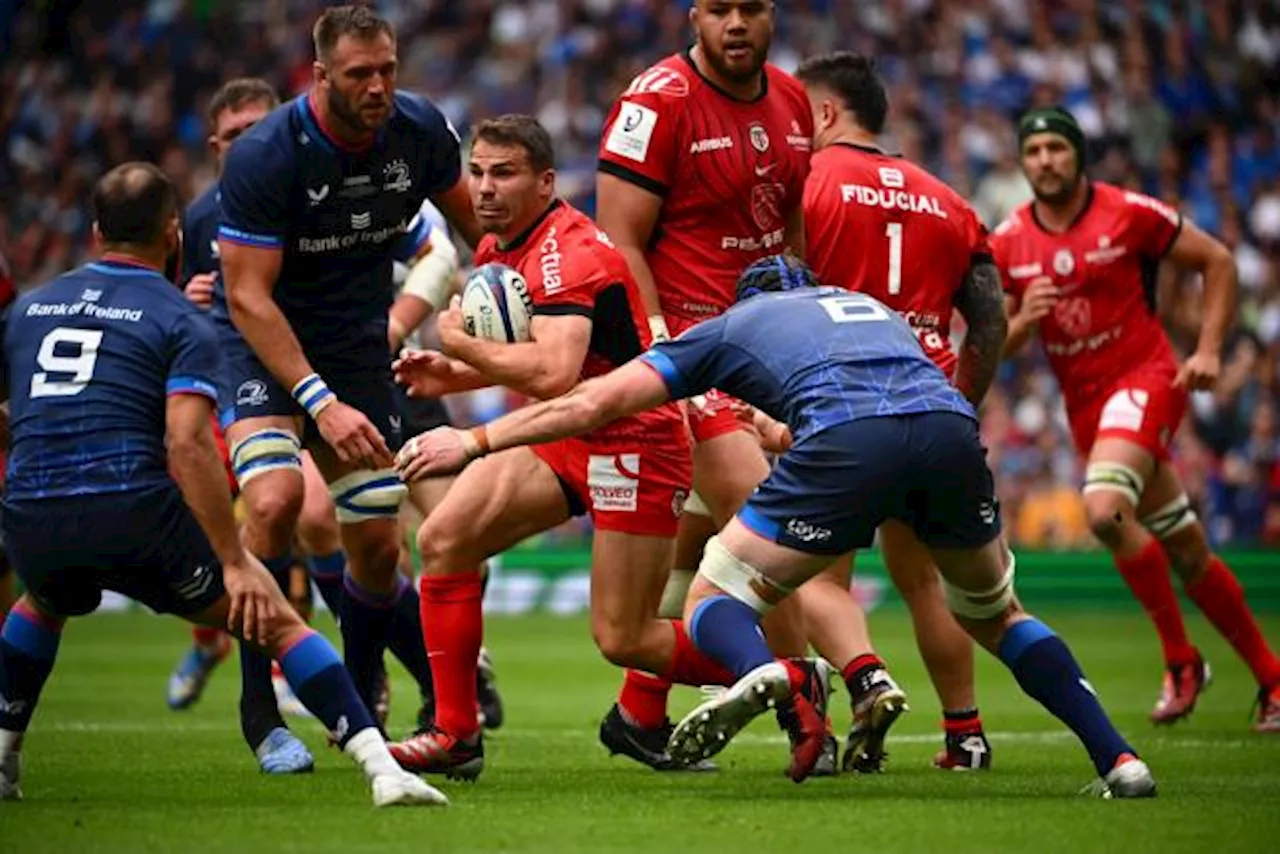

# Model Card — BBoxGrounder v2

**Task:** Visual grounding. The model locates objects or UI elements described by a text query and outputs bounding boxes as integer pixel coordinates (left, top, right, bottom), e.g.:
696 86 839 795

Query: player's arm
394 348 493 398
396 359 670 480
165 391 248 570
952 253 1008 406
439 305 593 400
596 174 670 340
1002 276 1057 357
219 242 317 390
1165 220 1237 390
389 224 460 351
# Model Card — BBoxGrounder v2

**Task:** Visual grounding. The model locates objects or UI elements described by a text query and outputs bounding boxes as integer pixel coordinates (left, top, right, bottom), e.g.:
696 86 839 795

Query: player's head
312 4 397 135
795 52 888 149
207 78 278 168
1017 106 1086 204
735 254 817 302
468 115 556 240
689 0 774 84
91 162 181 262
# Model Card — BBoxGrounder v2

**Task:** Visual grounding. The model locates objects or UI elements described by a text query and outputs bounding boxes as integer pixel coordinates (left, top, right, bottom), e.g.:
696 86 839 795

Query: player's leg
0 592 66 801
390 446 570 777
1078 382 1205 722
296 450 346 617
1140 462 1280 730
878 519 990 770
223 413 314 772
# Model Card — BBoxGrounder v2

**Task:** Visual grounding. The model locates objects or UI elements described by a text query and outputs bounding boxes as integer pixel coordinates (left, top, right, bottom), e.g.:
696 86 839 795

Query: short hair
795 52 889 135
313 4 395 63
473 115 555 173
92 162 178 245
207 78 279 127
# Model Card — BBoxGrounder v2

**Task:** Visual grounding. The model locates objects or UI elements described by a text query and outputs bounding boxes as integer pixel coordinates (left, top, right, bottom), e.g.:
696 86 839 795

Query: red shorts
668 314 755 443
1067 370 1187 460
533 435 692 538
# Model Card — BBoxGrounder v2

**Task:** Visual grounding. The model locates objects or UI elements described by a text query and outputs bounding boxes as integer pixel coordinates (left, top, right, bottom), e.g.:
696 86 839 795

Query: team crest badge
1053 296 1092 338
383 159 412 193
749 123 770 153
750 182 784 230
672 489 689 518
1053 248 1075 276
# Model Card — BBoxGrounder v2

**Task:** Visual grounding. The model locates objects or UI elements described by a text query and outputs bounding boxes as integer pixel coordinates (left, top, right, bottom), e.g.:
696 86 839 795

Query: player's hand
395 427 471 480
1018 276 1059 323
224 554 280 647
315 400 395 469
1175 350 1221 391
394 348 460 398
183 272 217 309
436 296 470 357
753 409 793 454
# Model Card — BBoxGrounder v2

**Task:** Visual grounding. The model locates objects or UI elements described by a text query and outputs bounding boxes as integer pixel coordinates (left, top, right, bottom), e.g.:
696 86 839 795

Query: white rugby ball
459 263 534 343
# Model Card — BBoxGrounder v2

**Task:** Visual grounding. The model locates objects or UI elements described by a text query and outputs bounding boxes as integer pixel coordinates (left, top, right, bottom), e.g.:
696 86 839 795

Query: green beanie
1017 106 1085 174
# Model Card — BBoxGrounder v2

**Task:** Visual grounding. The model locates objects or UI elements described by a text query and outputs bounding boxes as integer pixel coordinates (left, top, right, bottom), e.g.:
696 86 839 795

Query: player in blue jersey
397 255 1156 797
0 162 445 806
213 5 481 720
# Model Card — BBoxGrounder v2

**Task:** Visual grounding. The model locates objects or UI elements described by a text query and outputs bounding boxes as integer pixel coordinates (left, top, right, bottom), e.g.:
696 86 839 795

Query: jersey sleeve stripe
217 225 284 248
1155 216 1183 259
166 376 219 400
533 304 594 318
597 160 669 197
638 349 684 398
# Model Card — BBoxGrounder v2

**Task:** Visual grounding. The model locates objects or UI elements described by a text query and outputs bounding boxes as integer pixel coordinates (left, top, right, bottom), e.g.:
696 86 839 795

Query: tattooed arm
953 253 1008 407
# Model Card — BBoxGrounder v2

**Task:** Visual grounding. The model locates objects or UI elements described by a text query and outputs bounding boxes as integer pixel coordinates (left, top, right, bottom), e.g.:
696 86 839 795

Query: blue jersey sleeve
390 210 434 263
218 138 291 250
166 309 222 402
638 318 727 400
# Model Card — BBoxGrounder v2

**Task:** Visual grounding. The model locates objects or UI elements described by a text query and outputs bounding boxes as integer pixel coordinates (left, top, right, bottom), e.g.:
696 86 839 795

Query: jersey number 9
31 327 103 399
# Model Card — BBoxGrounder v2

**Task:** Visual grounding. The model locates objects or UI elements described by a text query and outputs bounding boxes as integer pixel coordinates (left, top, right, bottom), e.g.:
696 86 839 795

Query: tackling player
797 52 1001 770
0 162 444 807
596 0 889 775
994 107 1280 731
388 116 818 778
214 5 479 720
397 256 1156 799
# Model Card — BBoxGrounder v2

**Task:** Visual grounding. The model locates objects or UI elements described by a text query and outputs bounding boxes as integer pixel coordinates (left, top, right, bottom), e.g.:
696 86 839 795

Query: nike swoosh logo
754 164 777 177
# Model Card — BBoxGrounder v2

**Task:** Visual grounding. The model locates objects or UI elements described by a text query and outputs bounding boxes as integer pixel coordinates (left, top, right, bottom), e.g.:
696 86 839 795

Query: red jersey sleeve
528 238 605 317
598 89 682 197
1120 189 1183 260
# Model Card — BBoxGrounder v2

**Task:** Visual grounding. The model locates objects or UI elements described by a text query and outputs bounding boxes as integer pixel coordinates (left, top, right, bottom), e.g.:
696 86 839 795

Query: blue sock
0 604 62 734
279 631 375 748
239 554 292 751
340 573 396 716
386 576 434 702
999 619 1134 775
305 551 346 618
687 595 773 680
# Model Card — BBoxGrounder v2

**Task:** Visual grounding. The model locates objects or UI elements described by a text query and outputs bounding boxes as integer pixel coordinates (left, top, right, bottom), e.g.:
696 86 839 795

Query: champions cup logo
750 182 785 230
749 123 770 153
1053 296 1092 338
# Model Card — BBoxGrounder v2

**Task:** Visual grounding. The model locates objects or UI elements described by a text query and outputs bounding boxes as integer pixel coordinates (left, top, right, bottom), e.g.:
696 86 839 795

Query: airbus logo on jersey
748 123 770 153
841 184 949 219
690 136 733 154
307 185 329 206
383 159 412 193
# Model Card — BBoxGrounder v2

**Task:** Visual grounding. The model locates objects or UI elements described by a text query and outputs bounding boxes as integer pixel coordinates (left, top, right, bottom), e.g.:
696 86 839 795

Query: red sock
617 670 672 730
420 573 483 740
943 707 983 735
192 626 223 648
1115 538 1197 666
1186 556 1280 688
661 620 736 688
840 654 884 687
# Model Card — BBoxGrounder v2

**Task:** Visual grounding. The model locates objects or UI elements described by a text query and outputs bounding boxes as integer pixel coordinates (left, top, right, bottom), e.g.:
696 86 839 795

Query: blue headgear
735 254 818 302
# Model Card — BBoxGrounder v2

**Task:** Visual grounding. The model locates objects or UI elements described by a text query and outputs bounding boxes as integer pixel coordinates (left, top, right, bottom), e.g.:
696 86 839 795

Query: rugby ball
459 263 534 343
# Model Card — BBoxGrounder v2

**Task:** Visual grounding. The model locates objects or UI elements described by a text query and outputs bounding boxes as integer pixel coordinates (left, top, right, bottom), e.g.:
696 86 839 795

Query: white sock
343 728 400 779
0 729 20 756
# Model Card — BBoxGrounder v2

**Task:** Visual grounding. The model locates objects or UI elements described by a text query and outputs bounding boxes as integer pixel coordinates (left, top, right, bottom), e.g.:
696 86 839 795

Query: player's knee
296 491 340 553
328 468 406 526
416 516 473 573
591 618 645 668
943 550 1017 624
242 479 305 536
1082 461 1145 547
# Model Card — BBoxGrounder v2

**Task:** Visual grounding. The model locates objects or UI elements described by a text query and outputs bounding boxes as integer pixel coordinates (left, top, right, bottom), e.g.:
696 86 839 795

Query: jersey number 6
31 327 103 398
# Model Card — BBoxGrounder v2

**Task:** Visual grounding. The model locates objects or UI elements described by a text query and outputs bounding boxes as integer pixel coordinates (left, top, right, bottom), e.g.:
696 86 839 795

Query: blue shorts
394 382 452 437
215 319 403 451
739 412 1001 556
1 486 225 617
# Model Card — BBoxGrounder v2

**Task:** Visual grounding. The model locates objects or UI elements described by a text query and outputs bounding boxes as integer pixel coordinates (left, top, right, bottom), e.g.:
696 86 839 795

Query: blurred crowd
2 0 1278 548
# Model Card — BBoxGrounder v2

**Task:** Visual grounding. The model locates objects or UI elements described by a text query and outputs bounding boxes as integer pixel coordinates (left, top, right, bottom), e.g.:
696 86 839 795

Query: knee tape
1141 492 1197 540
697 535 793 614
1082 461 1145 507
329 469 408 523
683 490 711 517
658 568 694 619
230 429 303 488
944 548 1017 620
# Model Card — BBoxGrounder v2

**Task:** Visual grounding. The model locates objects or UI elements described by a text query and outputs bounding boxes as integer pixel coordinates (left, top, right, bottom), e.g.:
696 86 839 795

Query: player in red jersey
995 107 1280 732
387 116 826 776
595 0 897 775
797 52 1008 770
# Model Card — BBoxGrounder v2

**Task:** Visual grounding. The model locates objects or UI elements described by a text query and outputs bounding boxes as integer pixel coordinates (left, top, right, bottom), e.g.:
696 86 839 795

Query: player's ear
91 221 103 250
539 168 556 198
312 60 328 89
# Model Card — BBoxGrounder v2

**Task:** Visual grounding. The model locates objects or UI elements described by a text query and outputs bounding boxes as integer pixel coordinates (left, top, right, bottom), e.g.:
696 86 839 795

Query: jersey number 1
885 222 903 295
30 327 103 398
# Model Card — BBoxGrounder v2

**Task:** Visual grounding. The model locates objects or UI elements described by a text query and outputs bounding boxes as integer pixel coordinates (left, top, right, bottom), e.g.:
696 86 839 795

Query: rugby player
0 162 445 807
396 255 1156 798
797 52 1000 770
994 107 1280 731
388 116 823 778
213 5 479 720
596 0 896 775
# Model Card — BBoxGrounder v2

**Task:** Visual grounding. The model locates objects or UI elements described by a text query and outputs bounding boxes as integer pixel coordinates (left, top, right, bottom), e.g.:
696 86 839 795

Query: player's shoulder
390 91 457 139
991 203 1033 243
221 101 298 178
615 53 696 110
1095 180 1181 228
184 183 221 227
764 63 808 103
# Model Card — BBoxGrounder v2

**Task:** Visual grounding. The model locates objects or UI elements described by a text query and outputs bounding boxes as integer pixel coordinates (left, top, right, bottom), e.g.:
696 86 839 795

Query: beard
700 38 769 84
1032 172 1081 205
327 87 386 134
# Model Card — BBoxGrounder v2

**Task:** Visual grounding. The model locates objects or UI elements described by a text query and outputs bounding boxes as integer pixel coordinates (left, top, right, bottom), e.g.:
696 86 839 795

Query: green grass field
3 607 1279 854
